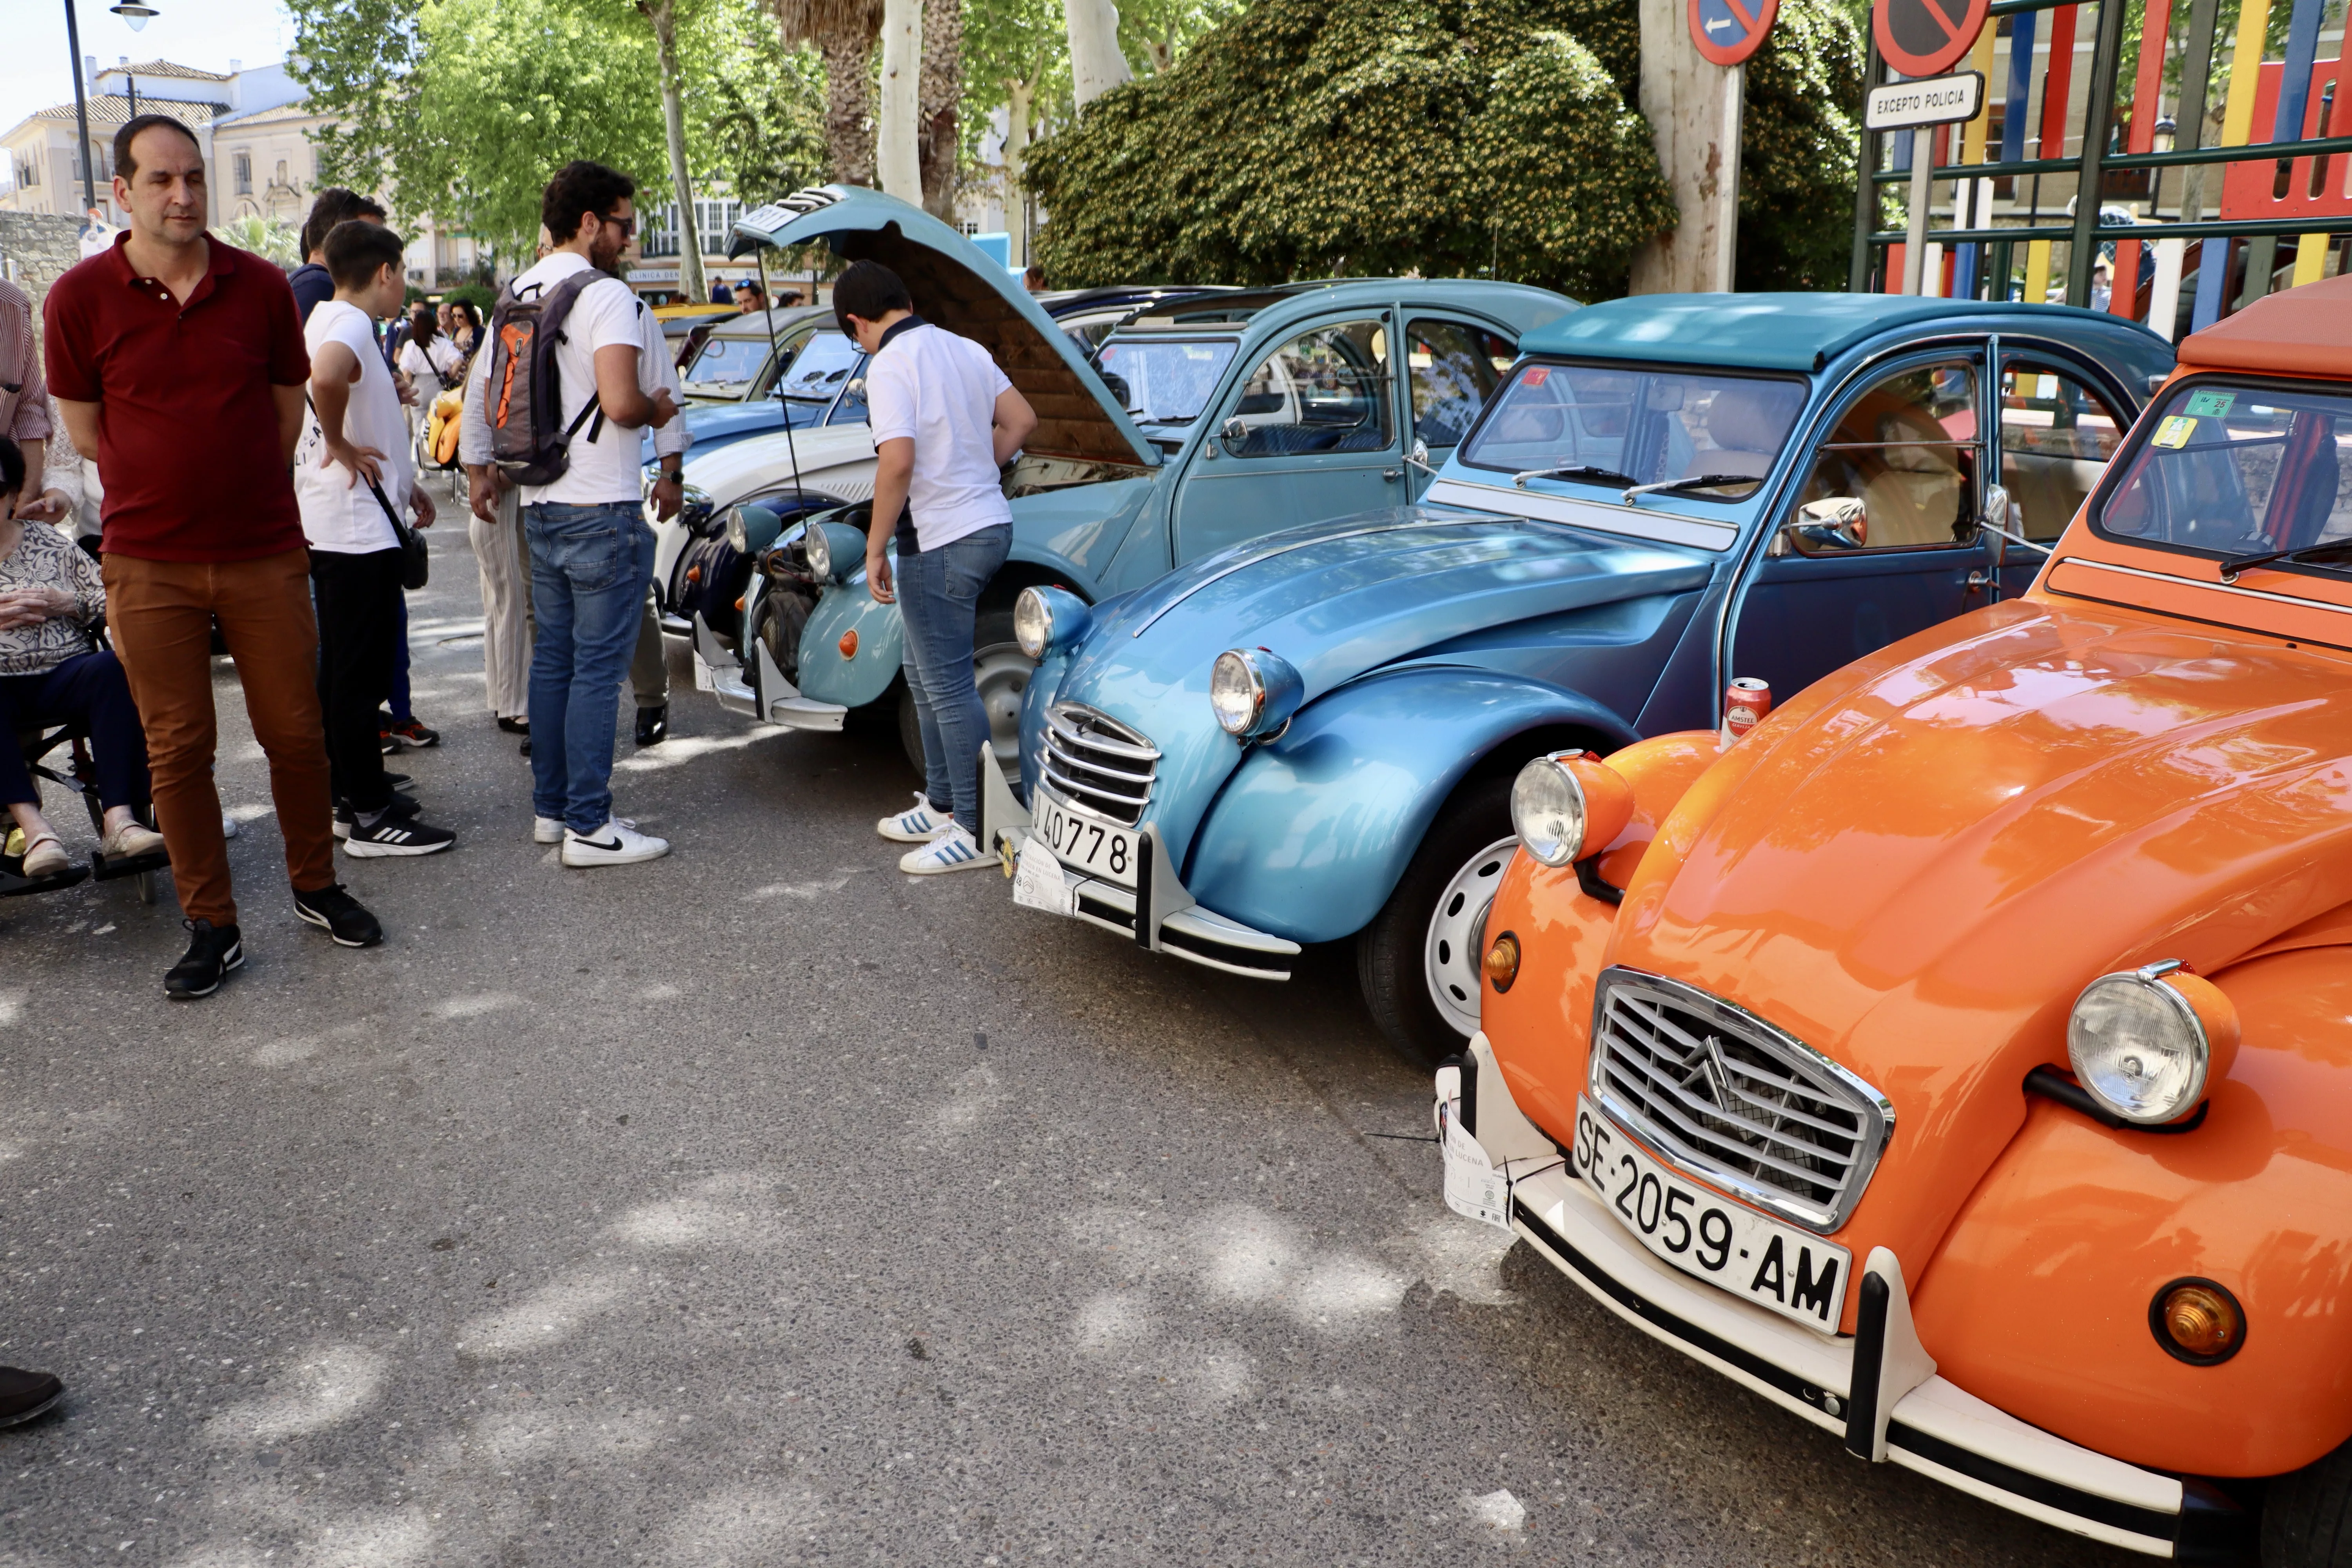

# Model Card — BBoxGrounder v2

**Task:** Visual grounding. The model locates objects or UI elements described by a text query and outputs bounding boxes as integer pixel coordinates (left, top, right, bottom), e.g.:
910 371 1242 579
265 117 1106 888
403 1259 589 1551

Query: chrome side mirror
1978 482 2016 562
1412 436 1432 470
1771 497 1869 556
1221 416 1250 450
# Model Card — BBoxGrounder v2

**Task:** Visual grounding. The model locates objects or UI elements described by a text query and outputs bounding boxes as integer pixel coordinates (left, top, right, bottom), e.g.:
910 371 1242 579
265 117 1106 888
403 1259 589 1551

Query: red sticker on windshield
1524 367 1550 387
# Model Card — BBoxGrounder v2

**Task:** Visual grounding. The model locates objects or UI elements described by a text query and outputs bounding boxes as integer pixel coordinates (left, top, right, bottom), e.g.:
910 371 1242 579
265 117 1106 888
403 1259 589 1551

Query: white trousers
470 484 534 719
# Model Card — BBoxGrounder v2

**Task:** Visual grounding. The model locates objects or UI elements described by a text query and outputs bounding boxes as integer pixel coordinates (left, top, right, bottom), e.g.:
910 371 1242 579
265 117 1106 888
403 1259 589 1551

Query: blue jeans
523 501 656 833
897 524 1011 834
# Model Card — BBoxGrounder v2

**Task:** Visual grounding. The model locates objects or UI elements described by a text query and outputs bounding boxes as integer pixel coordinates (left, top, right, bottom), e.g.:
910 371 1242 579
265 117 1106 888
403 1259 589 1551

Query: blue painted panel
798 588 906 709
1183 670 1639 944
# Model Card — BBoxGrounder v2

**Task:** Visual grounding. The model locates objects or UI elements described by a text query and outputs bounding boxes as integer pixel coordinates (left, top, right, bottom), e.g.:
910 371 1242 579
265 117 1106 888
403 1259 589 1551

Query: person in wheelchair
0 437 165 877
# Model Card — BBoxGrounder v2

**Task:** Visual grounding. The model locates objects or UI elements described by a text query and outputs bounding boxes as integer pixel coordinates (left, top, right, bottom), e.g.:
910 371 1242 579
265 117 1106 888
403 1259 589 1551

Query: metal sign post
1865 73 1984 294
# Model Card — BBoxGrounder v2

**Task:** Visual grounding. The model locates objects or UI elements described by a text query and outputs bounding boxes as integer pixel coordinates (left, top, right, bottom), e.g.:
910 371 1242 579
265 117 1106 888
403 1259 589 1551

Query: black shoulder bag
304 391 429 590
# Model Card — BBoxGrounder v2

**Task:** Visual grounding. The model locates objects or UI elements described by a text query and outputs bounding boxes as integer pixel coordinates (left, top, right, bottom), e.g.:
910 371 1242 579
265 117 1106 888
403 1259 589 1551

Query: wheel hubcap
1423 837 1517 1039
975 641 1033 764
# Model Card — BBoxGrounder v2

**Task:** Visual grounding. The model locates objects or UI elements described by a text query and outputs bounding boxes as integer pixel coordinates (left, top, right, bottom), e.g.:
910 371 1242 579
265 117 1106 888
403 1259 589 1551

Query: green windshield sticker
2185 391 2236 417
2152 415 2199 449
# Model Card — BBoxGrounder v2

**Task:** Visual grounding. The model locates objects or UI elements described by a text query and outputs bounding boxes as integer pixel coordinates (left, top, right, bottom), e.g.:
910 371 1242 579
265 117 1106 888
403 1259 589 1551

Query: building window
14 158 34 189
233 152 252 194
639 202 681 258
274 158 288 187
693 197 740 258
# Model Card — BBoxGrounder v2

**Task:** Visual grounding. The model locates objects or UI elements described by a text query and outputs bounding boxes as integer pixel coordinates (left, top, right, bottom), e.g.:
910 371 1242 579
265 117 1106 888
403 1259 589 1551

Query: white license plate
1572 1094 1849 1333
691 653 718 692
1033 793 1139 888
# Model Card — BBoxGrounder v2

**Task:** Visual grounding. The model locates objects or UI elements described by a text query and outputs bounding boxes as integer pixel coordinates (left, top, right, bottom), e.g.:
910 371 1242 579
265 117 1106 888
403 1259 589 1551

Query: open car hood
733 188 1156 471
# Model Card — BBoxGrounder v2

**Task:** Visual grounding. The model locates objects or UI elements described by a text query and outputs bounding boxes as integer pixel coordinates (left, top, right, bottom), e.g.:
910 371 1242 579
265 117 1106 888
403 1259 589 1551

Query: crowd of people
0 118 1043 1429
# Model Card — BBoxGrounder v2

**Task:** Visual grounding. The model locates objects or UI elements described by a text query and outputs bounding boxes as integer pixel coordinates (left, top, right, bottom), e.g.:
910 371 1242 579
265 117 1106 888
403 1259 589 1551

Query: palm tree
770 0 885 188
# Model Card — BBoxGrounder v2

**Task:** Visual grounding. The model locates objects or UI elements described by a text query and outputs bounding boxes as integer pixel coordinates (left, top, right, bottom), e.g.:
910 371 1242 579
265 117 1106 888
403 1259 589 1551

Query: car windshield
684 333 769 393
1459 361 1808 499
2095 381 2352 568
1094 336 1239 426
775 330 862 403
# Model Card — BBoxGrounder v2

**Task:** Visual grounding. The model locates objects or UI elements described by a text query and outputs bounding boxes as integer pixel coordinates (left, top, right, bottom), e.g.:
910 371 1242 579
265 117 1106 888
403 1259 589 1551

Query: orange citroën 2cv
1440 274 2352 1563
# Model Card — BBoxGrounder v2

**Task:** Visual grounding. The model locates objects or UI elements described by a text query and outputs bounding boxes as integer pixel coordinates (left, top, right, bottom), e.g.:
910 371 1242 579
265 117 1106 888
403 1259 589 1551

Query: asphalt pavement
0 515 2143 1565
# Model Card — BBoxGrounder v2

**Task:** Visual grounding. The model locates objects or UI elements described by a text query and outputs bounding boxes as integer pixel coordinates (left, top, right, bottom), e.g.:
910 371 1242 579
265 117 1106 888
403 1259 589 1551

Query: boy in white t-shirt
839 260 1037 875
296 220 456 858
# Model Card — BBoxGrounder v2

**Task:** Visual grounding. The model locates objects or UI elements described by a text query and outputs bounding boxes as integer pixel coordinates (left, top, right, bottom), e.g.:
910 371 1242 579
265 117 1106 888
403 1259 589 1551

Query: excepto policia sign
1864 71 1985 132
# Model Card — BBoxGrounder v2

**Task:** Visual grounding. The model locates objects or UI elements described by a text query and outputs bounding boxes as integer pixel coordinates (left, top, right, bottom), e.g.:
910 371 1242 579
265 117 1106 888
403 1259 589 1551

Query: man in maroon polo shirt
45 115 384 999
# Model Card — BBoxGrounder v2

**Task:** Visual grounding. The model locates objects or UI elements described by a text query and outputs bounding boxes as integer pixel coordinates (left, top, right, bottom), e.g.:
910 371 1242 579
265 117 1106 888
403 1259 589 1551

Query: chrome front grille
1040 703 1159 827
1589 967 1891 1232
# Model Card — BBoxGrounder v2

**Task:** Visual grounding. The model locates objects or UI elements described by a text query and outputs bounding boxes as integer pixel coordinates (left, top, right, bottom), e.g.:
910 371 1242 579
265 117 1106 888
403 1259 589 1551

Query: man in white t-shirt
499 160 679 868
295 219 456 859
839 260 1037 875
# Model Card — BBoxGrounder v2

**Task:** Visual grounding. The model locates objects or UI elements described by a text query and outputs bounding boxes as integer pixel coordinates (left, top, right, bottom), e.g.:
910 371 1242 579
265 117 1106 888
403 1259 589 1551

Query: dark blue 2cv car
984 293 2176 1062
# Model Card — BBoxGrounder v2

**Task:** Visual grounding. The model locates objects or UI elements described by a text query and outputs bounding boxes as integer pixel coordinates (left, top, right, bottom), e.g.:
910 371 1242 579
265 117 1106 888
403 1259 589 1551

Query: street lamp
2153 116 2178 155
110 3 158 27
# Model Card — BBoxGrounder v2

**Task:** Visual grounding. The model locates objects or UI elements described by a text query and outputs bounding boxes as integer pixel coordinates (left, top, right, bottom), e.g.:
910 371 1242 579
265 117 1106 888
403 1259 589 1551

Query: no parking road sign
1873 0 1988 80
1689 0 1778 66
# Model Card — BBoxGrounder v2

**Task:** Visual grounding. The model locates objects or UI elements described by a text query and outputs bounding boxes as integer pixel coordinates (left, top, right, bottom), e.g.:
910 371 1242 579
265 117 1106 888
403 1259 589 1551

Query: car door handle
1383 468 1404 481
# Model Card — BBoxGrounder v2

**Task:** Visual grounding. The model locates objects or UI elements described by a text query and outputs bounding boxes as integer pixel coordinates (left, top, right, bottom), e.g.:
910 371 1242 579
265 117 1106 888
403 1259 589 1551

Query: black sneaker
332 791 421 840
341 816 456 859
635 704 669 746
384 771 412 789
386 718 441 750
292 883 383 947
165 919 244 1000
496 717 529 736
0 1366 64 1427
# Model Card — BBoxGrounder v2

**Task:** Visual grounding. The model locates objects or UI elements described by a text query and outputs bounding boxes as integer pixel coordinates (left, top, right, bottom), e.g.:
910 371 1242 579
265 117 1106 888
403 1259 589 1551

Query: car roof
1524 292 2163 373
1115 278 1573 336
2176 270 2352 377
698 303 833 339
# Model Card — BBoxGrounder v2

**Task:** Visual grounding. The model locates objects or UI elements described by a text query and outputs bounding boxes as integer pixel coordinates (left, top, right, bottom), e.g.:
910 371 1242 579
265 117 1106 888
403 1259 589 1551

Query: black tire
2266 1437 2352 1566
1356 774 1516 1070
897 608 1031 775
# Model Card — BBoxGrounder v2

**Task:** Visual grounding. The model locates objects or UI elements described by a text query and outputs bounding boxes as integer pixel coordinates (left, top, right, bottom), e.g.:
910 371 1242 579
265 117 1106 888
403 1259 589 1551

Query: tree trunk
917 0 963 221
1066 0 1131 109
641 0 706 303
1005 78 1032 266
817 27 877 188
877 0 923 201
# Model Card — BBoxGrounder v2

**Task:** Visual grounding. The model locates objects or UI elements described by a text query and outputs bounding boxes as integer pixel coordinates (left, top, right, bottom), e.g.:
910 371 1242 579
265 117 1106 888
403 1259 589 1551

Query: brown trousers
101 547 338 925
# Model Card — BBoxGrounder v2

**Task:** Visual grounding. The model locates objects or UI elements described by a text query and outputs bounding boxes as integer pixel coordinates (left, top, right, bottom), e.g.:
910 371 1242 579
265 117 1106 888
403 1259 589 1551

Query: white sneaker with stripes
877 792 951 843
899 824 991 875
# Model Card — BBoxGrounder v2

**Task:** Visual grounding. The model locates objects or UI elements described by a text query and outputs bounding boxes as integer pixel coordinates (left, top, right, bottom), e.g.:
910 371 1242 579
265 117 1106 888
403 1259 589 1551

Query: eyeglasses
601 213 636 237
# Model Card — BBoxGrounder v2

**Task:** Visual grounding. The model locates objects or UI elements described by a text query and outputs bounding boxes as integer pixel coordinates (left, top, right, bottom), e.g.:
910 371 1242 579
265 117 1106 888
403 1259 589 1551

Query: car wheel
2265 1435 2352 1565
896 609 1033 775
1356 774 1516 1069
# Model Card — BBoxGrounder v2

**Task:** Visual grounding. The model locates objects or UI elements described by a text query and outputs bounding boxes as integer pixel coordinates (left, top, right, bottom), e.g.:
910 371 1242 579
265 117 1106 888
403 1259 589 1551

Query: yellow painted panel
2025 239 2054 303
2294 232 2330 285
2219 0 2273 149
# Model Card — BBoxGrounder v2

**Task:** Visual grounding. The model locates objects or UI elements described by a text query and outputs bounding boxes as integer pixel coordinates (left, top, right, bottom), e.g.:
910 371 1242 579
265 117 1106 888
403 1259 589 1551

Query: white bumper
1444 1033 2240 1561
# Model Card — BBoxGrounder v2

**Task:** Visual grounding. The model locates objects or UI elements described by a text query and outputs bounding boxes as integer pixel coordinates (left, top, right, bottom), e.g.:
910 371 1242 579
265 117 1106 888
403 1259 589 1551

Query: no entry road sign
1873 0 1988 80
1689 0 1779 66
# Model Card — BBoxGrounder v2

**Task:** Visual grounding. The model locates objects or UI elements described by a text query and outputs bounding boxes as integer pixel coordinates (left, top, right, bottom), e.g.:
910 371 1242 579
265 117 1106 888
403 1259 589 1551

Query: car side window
1405 319 1514 451
1999 362 2125 541
1786 360 1981 554
1220 320 1394 458
827 356 871 426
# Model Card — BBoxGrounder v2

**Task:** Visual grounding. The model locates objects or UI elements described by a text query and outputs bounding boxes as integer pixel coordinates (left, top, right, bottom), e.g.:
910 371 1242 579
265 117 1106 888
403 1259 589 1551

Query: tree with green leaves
1022 0 1679 296
963 0 1069 263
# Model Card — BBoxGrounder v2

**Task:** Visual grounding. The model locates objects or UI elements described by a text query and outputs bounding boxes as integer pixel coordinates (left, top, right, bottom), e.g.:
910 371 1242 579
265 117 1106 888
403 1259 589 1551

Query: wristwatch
657 464 682 483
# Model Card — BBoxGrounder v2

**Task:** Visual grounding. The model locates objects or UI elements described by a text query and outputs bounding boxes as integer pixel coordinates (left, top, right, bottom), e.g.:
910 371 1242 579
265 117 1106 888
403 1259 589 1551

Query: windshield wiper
1136 412 1198 426
1621 472 1763 504
2218 538 2352 582
1512 463 1635 490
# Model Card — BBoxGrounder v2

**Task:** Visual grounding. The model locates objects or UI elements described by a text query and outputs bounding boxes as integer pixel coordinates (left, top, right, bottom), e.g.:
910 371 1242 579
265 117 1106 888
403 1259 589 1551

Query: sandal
19 832 69 879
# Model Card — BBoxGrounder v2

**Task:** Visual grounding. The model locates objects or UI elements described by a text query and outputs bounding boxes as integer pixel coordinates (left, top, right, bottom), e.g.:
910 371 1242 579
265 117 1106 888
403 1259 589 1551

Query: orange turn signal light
839 630 859 658
2152 1278 2245 1365
685 565 702 584
734 595 746 612
1483 932 1520 993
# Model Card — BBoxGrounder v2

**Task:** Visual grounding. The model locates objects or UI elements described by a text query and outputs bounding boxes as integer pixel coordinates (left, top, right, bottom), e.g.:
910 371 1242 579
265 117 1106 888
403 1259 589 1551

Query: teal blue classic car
691 187 1575 759
985 292 2176 1061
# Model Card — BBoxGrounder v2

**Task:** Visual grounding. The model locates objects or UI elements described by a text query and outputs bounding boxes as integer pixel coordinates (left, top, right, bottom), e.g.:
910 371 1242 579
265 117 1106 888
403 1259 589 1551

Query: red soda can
1719 677 1772 751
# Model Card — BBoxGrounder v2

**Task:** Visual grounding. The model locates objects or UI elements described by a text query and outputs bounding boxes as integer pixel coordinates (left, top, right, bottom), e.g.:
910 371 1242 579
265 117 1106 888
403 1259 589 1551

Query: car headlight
1209 647 1303 739
2066 963 2239 1124
724 506 749 553
1014 586 1091 661
1510 751 1637 869
679 485 716 537
804 521 833 579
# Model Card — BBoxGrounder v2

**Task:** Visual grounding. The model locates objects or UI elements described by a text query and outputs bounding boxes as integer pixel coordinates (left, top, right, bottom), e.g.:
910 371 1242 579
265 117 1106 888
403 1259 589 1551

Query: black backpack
485 269 618 486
